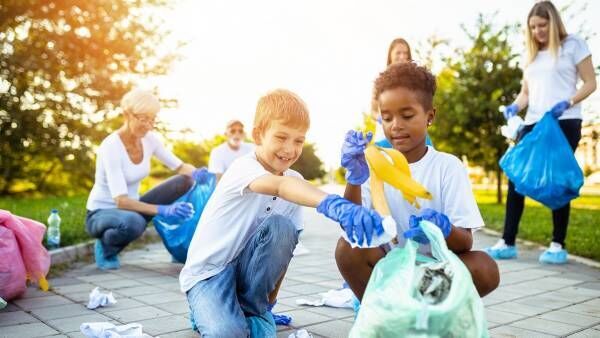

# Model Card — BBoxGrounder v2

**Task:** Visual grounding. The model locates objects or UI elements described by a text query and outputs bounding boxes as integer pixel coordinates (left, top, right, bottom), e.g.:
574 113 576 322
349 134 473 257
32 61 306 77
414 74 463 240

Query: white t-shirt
359 146 484 254
524 34 591 125
208 142 255 174
86 132 183 210
179 152 304 292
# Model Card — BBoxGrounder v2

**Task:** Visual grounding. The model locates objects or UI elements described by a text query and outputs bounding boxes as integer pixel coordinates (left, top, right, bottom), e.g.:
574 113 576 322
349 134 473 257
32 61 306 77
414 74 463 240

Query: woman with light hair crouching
85 88 212 270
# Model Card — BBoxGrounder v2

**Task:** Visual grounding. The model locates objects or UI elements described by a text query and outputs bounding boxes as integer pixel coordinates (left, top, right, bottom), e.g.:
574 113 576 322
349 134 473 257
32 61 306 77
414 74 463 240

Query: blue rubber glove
549 100 570 118
403 208 452 244
192 167 213 184
316 194 384 246
341 130 373 185
502 104 519 120
157 202 194 222
267 301 292 325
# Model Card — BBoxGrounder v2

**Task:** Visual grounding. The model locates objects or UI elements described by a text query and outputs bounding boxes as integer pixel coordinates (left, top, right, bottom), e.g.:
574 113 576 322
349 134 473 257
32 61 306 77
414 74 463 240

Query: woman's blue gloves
157 202 195 222
404 208 452 244
341 130 373 185
192 167 213 184
316 194 384 246
503 104 519 120
550 100 570 118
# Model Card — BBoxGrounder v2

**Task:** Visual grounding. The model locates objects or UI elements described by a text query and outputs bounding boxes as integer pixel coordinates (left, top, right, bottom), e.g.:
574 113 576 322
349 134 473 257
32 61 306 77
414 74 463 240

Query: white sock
491 239 508 250
548 242 563 253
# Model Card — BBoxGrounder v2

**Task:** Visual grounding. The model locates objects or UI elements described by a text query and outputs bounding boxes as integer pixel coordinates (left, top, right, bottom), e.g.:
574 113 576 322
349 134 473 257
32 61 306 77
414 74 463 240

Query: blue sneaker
539 247 568 264
484 239 518 260
94 240 120 270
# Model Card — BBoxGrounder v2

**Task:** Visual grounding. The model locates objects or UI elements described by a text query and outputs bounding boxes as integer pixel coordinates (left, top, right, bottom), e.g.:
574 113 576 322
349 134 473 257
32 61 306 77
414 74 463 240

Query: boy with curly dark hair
337 62 499 302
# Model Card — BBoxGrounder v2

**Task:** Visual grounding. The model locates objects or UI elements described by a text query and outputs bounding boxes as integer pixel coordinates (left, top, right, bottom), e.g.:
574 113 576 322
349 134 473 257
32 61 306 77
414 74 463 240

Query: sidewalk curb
481 228 600 269
49 227 160 266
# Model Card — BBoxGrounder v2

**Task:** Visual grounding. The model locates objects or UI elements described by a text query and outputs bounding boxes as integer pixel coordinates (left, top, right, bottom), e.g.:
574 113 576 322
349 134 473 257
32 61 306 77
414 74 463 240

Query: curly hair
374 62 436 111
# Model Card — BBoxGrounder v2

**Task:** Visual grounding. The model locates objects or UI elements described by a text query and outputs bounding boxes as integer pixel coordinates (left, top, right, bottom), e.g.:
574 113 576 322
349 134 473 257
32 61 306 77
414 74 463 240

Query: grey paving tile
514 294 576 310
93 278 144 290
138 275 179 286
137 315 190 335
538 310 600 327
567 328 600 337
131 291 185 305
52 283 96 295
154 301 190 315
115 285 164 297
14 295 74 310
30 303 93 321
579 282 600 291
20 287 54 299
562 303 600 318
47 277 82 287
0 322 59 337
160 330 198 338
0 311 38 327
511 317 581 336
284 284 330 296
76 273 122 283
46 313 113 333
304 306 354 319
93 298 145 313
284 309 333 327
303 320 353 338
485 309 526 325
489 324 556 337
489 302 548 316
103 305 171 322
0 303 21 312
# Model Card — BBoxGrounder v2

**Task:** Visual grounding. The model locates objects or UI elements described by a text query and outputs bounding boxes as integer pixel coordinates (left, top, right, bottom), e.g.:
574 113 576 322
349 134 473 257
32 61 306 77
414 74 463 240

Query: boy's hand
341 130 373 185
157 202 195 222
403 208 451 244
316 194 384 246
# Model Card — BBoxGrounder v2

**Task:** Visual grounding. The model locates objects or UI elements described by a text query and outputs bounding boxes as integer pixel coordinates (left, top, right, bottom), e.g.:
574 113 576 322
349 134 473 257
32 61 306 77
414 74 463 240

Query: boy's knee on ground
460 251 499 297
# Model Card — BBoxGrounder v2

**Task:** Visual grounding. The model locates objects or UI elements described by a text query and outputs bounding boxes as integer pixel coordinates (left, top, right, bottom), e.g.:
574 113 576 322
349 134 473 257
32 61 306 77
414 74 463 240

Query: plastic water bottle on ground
47 209 61 249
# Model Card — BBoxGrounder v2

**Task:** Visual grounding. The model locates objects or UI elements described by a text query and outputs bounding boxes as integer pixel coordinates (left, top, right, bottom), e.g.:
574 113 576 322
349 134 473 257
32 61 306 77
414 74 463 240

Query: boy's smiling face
379 86 434 163
254 120 306 175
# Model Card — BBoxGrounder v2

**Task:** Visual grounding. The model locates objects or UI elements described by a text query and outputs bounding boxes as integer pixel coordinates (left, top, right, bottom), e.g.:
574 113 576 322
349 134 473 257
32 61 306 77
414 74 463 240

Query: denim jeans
186 214 299 337
86 175 193 258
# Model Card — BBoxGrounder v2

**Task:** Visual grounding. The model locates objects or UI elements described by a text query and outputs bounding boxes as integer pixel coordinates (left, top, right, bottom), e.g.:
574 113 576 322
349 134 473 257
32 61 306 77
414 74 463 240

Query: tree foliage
430 15 523 203
291 143 327 181
0 0 176 195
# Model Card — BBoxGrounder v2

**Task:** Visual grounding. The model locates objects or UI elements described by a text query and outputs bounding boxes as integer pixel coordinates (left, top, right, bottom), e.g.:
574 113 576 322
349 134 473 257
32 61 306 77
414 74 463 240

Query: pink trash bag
0 210 51 293
0 226 27 300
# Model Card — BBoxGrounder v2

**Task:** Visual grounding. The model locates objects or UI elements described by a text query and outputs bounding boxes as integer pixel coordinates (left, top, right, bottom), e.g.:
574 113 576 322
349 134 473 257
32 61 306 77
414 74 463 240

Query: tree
291 143 327 181
0 0 177 195
430 15 522 203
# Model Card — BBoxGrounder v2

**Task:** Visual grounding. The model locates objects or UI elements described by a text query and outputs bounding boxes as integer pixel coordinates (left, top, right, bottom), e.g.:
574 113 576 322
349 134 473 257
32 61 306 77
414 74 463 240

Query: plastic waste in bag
153 175 216 263
350 220 488 338
0 210 50 292
0 226 27 300
500 112 583 210
247 311 276 338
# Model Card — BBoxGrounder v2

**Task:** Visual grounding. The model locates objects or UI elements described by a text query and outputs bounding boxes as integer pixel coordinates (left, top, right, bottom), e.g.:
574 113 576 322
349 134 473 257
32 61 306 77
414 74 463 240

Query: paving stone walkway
2 190 600 337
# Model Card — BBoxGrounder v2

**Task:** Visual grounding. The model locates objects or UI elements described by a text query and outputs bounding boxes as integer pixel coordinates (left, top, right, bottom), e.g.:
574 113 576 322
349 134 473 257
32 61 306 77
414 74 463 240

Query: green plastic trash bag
350 220 489 338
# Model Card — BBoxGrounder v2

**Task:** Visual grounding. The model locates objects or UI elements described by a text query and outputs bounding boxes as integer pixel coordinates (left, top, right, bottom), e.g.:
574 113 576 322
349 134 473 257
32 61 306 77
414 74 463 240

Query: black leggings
502 118 582 247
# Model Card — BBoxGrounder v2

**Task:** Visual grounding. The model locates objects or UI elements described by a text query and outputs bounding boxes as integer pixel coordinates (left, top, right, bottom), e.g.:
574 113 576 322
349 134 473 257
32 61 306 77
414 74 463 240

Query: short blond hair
120 88 161 116
253 89 310 134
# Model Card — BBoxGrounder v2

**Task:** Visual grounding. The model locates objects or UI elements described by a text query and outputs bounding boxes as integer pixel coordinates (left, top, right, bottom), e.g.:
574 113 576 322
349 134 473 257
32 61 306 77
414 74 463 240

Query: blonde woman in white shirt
85 89 212 270
486 1 596 264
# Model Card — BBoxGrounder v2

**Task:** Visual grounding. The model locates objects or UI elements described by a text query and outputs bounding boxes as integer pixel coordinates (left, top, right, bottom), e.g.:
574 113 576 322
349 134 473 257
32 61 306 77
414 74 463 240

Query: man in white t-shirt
208 119 255 182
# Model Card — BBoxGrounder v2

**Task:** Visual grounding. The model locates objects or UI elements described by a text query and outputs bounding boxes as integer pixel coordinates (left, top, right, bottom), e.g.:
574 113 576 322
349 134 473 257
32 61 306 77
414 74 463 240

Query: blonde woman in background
85 89 212 270
485 1 596 264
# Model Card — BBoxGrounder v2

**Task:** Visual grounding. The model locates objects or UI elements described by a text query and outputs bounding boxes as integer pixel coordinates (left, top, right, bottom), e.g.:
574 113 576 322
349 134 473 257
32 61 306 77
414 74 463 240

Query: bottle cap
51 209 58 213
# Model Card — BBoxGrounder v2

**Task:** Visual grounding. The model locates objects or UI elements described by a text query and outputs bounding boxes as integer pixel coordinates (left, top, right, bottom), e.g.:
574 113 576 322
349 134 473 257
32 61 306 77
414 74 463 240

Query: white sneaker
491 239 508 250
547 242 563 253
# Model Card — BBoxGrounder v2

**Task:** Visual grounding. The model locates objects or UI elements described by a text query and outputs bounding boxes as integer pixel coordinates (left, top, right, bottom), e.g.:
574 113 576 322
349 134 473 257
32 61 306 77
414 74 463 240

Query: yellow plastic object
370 173 390 216
38 277 49 291
365 145 432 208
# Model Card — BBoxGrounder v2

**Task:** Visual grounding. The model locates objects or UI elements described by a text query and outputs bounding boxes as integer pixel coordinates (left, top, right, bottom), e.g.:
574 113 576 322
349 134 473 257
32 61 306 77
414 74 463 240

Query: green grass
0 195 88 248
475 190 600 261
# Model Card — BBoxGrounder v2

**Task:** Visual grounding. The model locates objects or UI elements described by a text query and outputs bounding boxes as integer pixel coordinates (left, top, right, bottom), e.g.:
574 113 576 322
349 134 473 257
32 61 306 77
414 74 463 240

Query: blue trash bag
247 311 276 338
153 175 216 263
499 112 584 210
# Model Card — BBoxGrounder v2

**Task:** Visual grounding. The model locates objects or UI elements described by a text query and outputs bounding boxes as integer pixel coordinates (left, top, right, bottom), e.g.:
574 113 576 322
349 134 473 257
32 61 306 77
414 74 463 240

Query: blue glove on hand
341 130 373 185
192 167 213 184
550 100 570 118
157 202 194 222
267 300 292 325
502 104 519 120
316 194 384 246
403 208 452 244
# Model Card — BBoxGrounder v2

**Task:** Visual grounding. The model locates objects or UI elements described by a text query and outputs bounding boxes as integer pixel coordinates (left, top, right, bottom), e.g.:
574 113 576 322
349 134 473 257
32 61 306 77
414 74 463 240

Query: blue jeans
186 214 299 337
86 175 193 258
